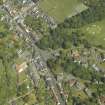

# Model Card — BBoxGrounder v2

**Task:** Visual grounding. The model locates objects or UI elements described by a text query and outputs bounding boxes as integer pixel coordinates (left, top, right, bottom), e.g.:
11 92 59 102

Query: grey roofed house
92 64 100 72
76 81 85 90
32 0 39 3
17 0 32 4
99 96 105 105
84 88 92 97
66 74 76 80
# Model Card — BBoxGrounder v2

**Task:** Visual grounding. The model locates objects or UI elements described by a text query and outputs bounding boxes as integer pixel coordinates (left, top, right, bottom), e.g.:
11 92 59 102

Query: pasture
39 0 88 22
81 18 105 48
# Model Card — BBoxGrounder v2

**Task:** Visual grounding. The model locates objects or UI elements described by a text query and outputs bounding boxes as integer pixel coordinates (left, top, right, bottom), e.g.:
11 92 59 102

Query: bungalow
68 79 77 87
16 62 28 73
99 96 105 105
92 64 100 72
84 88 92 97
71 50 80 62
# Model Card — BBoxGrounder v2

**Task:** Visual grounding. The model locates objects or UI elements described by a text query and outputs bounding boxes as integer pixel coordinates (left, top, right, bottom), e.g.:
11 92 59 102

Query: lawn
80 18 105 48
39 0 88 22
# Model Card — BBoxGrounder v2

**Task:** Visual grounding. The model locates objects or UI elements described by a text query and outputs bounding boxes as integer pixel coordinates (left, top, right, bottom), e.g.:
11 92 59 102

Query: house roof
100 96 105 105
68 79 77 87
16 62 28 73
72 50 80 58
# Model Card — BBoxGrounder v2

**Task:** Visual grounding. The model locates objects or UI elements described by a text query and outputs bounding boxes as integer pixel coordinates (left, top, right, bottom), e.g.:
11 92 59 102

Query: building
32 0 39 3
99 96 105 105
16 62 28 73
68 79 77 87
92 64 100 72
71 50 80 62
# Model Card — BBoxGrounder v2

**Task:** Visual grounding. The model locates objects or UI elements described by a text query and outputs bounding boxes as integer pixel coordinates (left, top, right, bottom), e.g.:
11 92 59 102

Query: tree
24 15 49 35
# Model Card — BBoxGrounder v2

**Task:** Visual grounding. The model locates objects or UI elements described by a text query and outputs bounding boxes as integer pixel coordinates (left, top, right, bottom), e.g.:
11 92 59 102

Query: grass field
80 18 105 48
39 0 88 22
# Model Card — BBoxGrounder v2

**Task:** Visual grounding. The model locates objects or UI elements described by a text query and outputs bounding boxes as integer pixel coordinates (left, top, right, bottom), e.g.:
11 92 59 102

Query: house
92 64 100 72
57 73 63 82
11 34 19 42
76 82 85 90
99 53 105 62
68 79 77 87
32 0 39 3
84 88 92 97
71 50 80 62
16 62 28 73
103 59 105 62
99 96 105 105
72 50 80 58
17 49 23 56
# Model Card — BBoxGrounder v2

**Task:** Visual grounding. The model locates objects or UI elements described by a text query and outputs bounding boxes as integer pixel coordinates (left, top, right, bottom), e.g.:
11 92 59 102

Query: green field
80 18 105 48
39 0 88 22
